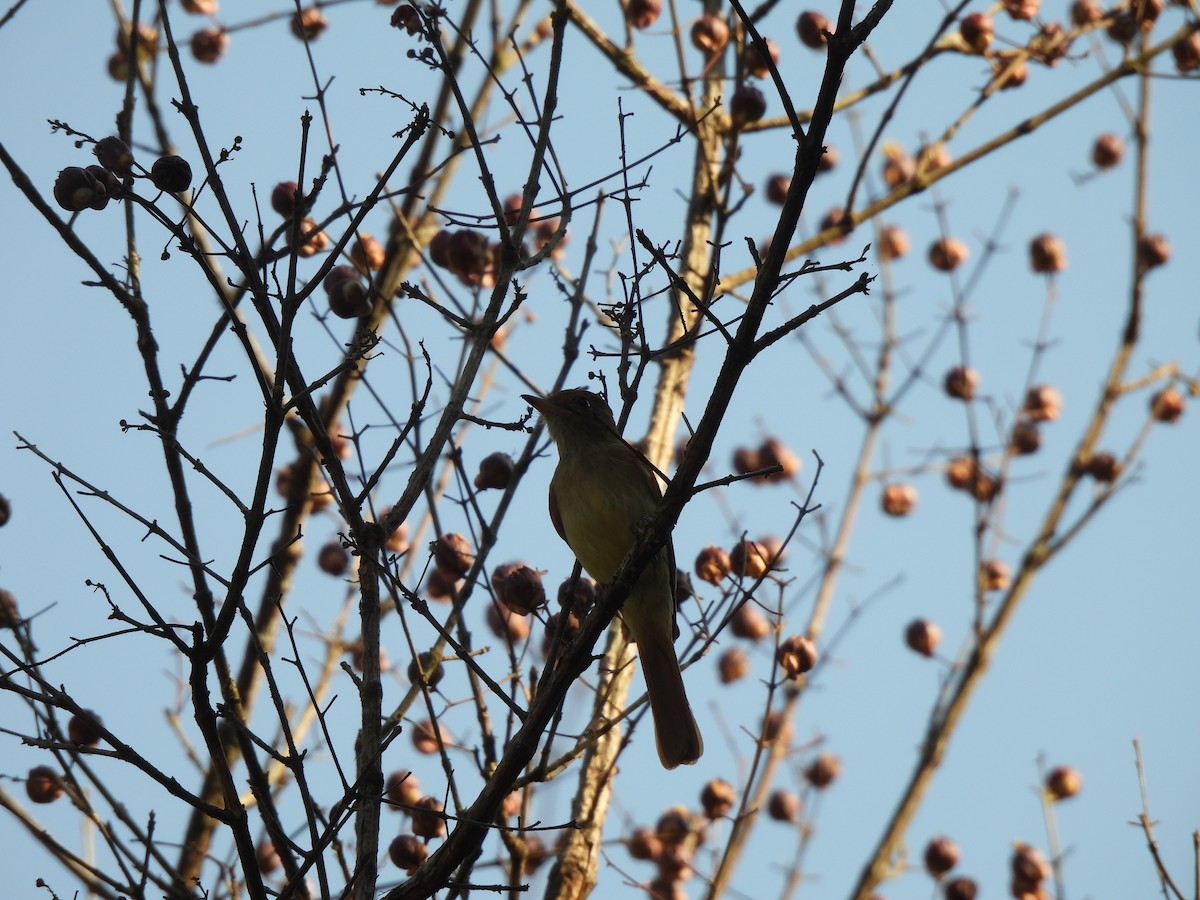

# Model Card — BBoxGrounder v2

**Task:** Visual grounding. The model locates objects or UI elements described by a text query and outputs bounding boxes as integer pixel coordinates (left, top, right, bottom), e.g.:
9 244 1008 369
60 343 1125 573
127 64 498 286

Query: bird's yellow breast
551 457 653 583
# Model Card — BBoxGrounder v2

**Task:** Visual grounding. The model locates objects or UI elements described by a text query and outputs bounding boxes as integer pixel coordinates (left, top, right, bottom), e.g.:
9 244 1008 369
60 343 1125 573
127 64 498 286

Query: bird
523 388 703 768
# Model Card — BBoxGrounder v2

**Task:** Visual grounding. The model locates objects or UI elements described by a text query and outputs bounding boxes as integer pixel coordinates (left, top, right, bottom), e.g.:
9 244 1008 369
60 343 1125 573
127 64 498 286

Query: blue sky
1 2 1197 898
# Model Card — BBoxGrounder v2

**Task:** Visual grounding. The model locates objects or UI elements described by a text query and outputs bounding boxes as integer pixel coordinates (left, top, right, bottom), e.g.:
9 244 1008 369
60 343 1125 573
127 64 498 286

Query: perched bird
523 388 703 768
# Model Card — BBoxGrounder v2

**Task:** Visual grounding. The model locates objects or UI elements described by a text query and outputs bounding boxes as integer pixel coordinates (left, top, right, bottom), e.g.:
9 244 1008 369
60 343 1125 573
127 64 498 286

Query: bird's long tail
630 612 704 769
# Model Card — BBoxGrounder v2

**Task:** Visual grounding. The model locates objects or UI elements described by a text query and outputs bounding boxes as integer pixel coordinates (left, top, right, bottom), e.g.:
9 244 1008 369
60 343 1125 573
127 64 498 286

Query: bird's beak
522 393 550 415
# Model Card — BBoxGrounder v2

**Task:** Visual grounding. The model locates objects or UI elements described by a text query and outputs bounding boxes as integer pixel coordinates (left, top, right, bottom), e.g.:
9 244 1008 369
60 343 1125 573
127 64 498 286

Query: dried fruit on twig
274 464 333 510
190 27 229 63
1044 765 1083 800
291 7 329 40
386 769 422 808
1106 11 1138 44
730 602 770 641
424 567 459 602
1031 22 1071 66
350 232 386 272
654 806 693 846
486 601 531 642
391 4 423 35
256 840 280 874
53 167 108 212
1133 0 1164 31
1150 387 1184 423
501 189 525 226
107 51 130 82
944 366 980 401
271 181 301 218
493 564 547 615
317 539 350 576
559 575 597 616
150 155 192 193
924 835 960 877
324 265 370 319
756 536 786 570
522 835 550 872
767 789 801 822
381 514 410 554
742 38 781 77
804 752 841 788
1085 451 1121 483
293 218 329 257
1069 0 1103 25
1023 385 1063 422
1137 233 1171 269
625 0 662 30
695 545 732 585
881 483 918 517
730 540 770 579
649 876 687 899
533 215 567 257
474 452 515 490
542 610 581 658
117 22 159 62
758 438 802 480
1173 32 1200 73
879 224 910 260
905 618 941 657
760 710 790 744
690 14 730 55
717 647 749 684
777 634 817 678
700 778 737 819
500 789 523 819
1010 842 1051 892
433 533 473 577
981 559 1012 591
68 710 104 746
87 166 122 204
388 834 427 872
1090 133 1124 170
992 52 1028 90
411 796 446 839
347 640 388 673
881 142 915 189
966 468 1000 502
445 229 496 287
916 142 951 174
928 236 969 272
26 766 63 804
656 842 696 882
1002 0 1039 20
1010 420 1042 455
407 651 445 689
765 173 791 205
657 843 695 884
819 206 850 243
628 826 663 861
796 11 831 49
959 13 994 53
1029 233 1068 274
730 85 767 128
93 136 133 176
411 719 450 755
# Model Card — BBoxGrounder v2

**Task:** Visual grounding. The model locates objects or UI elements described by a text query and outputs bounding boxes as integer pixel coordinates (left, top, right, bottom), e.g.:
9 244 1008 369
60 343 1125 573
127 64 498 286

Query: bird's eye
575 395 591 411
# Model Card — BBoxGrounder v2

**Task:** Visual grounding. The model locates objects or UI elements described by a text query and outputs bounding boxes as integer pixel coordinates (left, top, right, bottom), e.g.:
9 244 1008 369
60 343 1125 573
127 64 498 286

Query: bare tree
1 1 1197 899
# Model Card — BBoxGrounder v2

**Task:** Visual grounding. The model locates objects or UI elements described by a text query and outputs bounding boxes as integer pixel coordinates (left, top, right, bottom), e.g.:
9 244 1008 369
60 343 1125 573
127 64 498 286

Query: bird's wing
547 479 567 543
